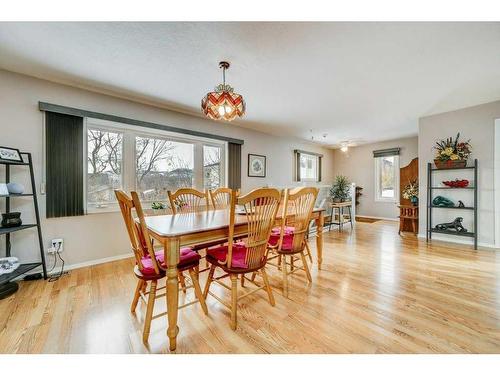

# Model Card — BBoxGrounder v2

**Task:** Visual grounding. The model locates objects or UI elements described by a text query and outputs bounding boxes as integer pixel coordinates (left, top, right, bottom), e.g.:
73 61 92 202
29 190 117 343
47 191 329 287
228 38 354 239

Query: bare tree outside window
375 155 399 201
380 156 395 198
136 136 194 201
87 129 123 207
203 145 222 190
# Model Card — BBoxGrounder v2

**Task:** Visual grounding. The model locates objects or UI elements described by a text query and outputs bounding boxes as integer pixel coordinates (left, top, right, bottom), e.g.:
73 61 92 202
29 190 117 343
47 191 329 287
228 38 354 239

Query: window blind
228 142 242 189
45 112 84 218
373 147 400 158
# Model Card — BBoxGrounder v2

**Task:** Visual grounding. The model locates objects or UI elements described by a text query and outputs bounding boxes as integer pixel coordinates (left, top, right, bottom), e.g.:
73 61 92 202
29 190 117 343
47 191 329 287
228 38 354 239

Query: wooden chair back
168 188 209 214
227 188 281 270
115 190 160 275
209 187 233 209
276 187 318 253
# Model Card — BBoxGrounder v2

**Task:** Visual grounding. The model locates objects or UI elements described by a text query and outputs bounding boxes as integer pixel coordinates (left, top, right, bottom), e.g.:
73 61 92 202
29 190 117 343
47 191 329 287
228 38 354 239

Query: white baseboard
18 252 134 280
63 252 134 272
417 234 498 249
355 215 399 222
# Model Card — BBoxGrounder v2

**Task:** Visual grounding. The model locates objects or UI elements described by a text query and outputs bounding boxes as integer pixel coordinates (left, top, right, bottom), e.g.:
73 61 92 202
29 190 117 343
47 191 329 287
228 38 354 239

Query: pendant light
201 61 246 121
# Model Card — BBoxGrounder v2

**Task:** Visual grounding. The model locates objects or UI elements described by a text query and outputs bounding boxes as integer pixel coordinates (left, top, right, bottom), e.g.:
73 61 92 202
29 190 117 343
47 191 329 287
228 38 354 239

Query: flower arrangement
434 133 472 166
402 180 418 205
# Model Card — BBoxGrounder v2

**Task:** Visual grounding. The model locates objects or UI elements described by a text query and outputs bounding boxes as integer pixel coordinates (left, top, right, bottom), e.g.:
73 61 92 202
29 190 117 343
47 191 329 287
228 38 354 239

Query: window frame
374 154 400 203
203 144 225 191
84 118 226 213
85 122 125 213
294 150 323 183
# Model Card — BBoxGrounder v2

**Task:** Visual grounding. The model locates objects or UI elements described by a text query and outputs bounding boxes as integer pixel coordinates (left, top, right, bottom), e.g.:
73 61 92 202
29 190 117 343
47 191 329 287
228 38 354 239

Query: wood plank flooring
1 220 500 353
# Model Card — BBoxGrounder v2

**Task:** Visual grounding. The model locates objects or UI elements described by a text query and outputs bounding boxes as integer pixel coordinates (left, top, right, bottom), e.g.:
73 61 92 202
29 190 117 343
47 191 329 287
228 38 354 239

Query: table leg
316 212 324 270
165 237 180 351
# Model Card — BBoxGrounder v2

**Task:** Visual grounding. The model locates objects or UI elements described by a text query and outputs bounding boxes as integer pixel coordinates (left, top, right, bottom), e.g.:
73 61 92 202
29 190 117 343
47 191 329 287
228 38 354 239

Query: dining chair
167 188 209 214
203 188 281 330
267 187 318 297
209 187 233 209
115 190 208 343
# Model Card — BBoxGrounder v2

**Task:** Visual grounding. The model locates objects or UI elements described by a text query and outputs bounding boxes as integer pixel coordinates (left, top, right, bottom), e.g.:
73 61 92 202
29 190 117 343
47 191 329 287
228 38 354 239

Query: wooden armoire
398 157 419 234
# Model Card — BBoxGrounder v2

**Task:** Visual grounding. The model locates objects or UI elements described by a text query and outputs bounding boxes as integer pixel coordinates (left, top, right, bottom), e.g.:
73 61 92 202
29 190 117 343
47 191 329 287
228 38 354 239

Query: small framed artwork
248 153 266 178
0 147 22 163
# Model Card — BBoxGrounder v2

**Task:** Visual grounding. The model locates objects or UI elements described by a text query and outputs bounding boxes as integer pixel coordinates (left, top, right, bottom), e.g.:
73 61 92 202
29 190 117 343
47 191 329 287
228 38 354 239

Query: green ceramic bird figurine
432 196 455 207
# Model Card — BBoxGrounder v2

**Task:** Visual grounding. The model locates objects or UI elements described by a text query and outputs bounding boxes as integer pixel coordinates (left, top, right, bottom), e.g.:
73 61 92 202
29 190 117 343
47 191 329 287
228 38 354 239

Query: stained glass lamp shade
201 61 246 121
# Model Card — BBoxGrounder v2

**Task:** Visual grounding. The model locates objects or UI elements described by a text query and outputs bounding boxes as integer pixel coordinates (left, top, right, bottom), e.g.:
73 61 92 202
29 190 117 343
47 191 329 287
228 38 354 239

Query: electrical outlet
50 238 64 253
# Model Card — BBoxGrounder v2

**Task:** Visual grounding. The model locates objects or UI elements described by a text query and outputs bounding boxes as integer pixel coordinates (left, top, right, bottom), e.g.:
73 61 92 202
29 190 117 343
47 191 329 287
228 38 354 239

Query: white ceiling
1 22 500 147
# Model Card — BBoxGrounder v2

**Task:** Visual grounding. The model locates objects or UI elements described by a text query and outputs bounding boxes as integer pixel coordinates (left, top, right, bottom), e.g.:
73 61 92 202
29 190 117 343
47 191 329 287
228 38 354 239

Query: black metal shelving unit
1 152 47 299
426 158 478 249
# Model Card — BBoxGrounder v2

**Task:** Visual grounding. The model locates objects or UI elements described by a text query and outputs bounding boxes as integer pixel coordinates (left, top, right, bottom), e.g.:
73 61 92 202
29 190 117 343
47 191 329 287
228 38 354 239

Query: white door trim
494 120 500 247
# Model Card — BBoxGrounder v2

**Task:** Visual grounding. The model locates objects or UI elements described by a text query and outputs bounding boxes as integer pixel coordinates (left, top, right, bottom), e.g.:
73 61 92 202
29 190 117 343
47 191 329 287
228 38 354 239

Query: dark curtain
45 112 84 218
294 150 302 182
227 142 242 190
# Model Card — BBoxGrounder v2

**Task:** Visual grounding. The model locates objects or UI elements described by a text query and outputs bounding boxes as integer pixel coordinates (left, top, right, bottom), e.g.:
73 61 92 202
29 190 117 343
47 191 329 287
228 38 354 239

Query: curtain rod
38 101 244 145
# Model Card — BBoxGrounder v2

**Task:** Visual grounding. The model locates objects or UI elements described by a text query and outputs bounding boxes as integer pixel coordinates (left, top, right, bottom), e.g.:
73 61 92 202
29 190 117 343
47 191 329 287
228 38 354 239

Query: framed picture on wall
0 146 22 163
248 154 266 177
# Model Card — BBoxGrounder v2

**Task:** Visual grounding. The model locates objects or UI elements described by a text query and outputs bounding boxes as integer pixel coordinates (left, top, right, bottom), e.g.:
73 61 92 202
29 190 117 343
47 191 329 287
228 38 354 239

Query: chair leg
304 241 313 263
282 254 288 298
203 264 216 299
260 268 275 306
179 272 187 294
131 279 143 313
189 268 208 315
241 274 245 287
301 251 312 283
250 272 257 282
230 274 238 330
143 280 157 343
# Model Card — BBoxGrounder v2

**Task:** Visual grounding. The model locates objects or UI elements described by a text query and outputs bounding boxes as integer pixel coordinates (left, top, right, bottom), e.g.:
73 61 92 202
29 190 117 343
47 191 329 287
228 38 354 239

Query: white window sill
87 205 120 214
374 198 397 203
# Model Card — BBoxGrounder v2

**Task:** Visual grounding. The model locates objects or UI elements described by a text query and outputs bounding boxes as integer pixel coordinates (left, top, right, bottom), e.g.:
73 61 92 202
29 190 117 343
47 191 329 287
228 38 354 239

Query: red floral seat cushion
140 247 200 275
271 226 295 234
206 242 248 269
269 231 294 251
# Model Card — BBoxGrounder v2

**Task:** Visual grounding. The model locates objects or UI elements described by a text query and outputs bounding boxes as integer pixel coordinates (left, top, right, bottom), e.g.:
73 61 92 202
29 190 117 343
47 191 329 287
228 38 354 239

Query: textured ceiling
1 22 500 147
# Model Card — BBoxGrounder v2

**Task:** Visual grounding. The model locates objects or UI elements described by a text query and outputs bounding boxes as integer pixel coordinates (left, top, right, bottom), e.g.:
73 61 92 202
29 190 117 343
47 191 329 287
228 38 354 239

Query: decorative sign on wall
0 146 22 163
248 154 266 178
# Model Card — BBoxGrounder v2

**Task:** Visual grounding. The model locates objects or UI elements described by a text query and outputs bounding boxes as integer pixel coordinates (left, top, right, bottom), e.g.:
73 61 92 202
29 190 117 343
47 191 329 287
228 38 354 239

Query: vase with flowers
402 180 419 206
433 133 472 169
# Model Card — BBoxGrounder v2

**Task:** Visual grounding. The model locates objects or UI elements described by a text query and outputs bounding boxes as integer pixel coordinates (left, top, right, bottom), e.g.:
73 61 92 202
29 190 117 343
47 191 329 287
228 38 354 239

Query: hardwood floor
1 220 500 353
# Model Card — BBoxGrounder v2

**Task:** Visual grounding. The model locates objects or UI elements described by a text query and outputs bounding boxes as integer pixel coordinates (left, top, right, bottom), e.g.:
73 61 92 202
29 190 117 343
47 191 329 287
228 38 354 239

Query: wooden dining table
143 207 325 351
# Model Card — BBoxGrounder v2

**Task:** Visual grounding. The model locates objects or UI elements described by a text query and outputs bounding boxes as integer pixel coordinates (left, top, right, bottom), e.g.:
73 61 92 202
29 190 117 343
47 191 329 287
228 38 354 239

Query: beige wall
419 100 499 247
0 69 335 268
332 136 418 219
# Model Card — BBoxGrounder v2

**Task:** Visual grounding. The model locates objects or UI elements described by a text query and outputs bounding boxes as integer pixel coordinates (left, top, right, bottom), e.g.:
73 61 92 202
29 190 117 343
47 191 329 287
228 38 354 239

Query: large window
85 119 225 212
374 155 399 202
87 128 123 208
203 145 223 190
136 136 194 201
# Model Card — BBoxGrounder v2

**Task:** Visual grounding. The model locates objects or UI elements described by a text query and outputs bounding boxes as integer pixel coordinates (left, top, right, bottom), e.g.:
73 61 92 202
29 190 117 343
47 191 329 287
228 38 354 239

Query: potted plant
433 133 472 169
402 180 419 206
329 175 351 203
